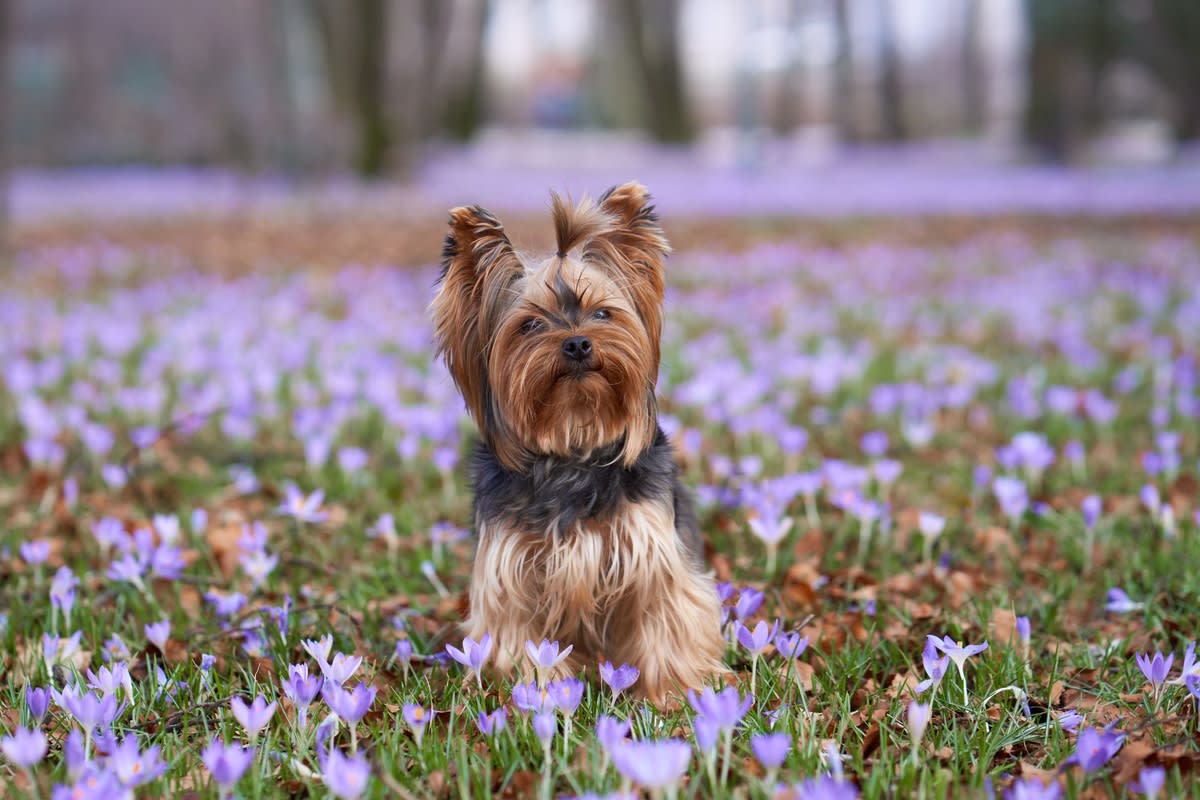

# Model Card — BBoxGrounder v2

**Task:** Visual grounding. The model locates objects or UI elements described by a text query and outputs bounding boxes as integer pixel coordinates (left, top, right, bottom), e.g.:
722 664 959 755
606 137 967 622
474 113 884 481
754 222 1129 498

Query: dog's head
431 182 670 471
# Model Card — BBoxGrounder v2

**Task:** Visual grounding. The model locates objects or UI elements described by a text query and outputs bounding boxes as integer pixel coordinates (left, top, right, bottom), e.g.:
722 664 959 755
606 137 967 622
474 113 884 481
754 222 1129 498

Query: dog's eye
591 308 611 321
519 318 544 335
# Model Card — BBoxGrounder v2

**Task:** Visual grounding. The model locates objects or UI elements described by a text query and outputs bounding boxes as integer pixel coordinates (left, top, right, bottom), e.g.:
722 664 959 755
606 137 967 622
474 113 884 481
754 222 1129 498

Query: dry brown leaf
991 607 1018 647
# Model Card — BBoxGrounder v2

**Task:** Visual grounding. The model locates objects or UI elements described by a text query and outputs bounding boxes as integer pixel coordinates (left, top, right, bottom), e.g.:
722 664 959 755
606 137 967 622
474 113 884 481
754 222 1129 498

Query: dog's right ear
431 205 524 425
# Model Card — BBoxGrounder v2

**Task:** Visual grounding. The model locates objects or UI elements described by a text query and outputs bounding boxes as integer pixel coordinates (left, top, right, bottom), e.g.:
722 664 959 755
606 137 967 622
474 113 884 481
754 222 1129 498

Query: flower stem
804 494 819 530
540 741 552 800
720 729 732 786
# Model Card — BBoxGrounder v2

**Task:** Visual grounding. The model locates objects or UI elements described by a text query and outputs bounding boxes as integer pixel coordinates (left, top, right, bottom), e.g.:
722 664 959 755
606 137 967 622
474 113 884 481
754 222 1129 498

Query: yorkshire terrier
430 182 725 702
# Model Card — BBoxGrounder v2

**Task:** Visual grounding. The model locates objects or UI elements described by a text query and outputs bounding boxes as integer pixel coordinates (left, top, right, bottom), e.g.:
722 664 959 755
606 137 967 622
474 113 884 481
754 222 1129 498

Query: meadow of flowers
2 197 1200 799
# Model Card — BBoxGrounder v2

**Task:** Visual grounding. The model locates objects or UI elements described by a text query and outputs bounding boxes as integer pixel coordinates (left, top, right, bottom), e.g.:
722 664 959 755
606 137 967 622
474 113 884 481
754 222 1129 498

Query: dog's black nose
562 335 593 362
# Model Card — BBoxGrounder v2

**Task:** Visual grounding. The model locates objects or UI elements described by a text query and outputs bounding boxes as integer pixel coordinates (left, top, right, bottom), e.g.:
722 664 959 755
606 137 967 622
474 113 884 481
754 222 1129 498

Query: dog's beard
488 320 656 463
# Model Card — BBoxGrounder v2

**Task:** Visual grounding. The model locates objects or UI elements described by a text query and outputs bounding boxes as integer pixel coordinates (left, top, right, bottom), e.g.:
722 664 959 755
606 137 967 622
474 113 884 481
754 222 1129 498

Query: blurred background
1 0 1199 247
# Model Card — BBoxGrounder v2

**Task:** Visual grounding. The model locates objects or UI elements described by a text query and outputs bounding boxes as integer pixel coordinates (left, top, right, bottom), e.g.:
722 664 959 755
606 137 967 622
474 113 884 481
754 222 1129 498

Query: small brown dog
430 182 724 701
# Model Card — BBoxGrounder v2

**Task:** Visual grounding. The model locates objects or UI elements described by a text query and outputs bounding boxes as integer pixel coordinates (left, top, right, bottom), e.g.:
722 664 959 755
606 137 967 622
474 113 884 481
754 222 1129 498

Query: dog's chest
525 499 680 613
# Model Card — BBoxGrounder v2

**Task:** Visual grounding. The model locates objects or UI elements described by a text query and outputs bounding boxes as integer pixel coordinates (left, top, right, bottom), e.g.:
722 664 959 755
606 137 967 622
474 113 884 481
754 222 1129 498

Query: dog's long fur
430 182 724 702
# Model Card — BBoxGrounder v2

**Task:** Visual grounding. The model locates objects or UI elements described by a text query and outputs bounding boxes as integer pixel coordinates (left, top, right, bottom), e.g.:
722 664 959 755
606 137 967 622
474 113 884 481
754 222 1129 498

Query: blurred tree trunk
874 0 905 140
616 0 694 144
1127 0 1200 142
0 0 10 262
770 0 806 135
1022 1 1071 162
1078 0 1119 135
961 0 985 133
1023 0 1120 162
305 0 392 177
441 0 490 142
352 0 390 177
831 0 856 142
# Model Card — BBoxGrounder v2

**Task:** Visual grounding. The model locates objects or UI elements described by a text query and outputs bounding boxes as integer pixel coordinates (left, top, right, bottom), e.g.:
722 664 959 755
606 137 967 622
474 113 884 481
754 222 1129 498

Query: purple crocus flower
322 682 376 725
546 678 585 715
86 663 132 699
107 734 168 786
1015 617 1031 647
927 635 988 703
319 653 363 687
1068 726 1124 772
1170 641 1197 686
715 582 737 608
907 701 932 748
1056 710 1084 732
403 703 430 745
1081 495 1102 529
144 619 170 651
19 540 50 565
610 739 691 790
1 726 48 768
205 590 247 618
525 639 573 676
860 431 888 457
476 708 507 737
150 542 186 580
918 512 946 539
277 484 329 523
737 619 782 655
50 566 78 620
734 587 764 621
776 775 860 799
1140 484 1161 515
873 459 903 485
1004 778 1061 800
598 661 639 698
687 686 752 731
43 631 82 668
61 688 121 732
283 664 323 727
693 715 721 753
915 638 949 694
322 749 371 799
1105 588 1143 613
595 715 631 752
56 768 129 799
201 740 255 793
532 710 556 745
302 634 333 665
992 477 1029 523
231 695 276 741
445 633 492 688
26 686 50 721
751 732 790 769
1135 650 1174 697
511 681 550 713
776 631 809 659
1130 765 1165 799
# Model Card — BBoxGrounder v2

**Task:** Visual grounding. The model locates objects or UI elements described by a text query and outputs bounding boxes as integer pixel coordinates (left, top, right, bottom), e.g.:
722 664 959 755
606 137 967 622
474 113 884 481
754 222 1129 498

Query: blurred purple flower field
11 143 1200 223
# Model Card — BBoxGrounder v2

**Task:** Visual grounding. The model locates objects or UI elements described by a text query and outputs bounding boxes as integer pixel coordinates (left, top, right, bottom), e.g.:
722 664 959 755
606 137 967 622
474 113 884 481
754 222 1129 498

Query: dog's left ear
431 205 524 427
585 181 670 363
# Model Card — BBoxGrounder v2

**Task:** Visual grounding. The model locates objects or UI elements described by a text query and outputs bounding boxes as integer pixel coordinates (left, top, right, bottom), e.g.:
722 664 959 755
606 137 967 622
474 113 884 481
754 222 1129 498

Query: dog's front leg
607 502 726 704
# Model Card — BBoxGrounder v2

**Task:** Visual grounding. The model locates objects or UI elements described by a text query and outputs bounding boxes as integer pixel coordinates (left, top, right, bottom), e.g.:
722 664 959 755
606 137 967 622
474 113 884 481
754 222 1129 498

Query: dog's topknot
550 191 614 259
